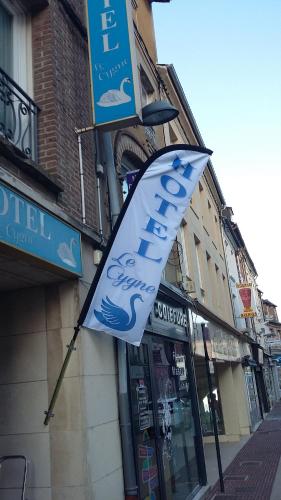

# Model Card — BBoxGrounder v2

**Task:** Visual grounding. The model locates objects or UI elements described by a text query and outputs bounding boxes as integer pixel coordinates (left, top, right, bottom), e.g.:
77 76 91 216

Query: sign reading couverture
79 145 212 345
0 182 82 275
236 282 257 318
86 0 141 129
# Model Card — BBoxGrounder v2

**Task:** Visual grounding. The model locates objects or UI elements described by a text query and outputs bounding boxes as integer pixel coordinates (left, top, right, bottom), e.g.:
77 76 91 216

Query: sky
153 0 281 308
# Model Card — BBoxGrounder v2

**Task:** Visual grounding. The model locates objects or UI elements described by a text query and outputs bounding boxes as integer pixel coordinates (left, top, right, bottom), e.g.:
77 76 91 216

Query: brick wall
32 0 98 229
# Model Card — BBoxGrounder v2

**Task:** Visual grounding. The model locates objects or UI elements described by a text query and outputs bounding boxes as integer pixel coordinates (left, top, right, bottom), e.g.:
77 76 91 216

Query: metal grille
0 67 39 162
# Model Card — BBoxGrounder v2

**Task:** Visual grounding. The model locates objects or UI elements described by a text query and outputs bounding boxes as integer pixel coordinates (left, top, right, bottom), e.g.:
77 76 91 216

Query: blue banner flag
79 145 212 345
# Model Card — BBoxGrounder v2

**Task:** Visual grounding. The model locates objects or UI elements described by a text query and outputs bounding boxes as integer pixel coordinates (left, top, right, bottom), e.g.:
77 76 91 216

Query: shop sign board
150 299 187 336
0 182 82 275
191 312 240 361
86 0 141 129
236 282 257 318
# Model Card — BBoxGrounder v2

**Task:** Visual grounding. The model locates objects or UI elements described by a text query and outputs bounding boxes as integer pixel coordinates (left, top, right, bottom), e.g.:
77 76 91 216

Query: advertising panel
236 282 257 318
190 311 240 362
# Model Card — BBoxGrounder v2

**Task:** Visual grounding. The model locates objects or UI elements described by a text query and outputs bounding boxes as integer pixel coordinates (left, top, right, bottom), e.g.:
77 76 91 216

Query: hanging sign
236 283 257 318
79 145 212 345
86 0 141 129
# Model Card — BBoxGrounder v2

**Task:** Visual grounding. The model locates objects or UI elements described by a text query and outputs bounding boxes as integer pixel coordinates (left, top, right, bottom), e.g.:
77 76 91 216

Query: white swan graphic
97 77 132 107
57 238 77 268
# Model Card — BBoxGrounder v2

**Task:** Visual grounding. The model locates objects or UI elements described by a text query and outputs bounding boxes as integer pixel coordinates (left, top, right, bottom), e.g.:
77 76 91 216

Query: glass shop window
194 359 224 436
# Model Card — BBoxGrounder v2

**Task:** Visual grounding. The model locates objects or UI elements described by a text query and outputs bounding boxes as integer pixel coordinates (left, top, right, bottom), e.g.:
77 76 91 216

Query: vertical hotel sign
86 0 141 129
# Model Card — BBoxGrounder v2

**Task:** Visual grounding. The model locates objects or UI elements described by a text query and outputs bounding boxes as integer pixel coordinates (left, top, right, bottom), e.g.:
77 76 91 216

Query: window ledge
0 136 63 195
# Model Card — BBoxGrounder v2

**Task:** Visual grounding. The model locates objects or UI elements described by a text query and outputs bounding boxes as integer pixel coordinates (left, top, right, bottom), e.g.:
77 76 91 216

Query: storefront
128 287 206 500
194 357 224 436
0 180 84 498
190 309 251 441
263 354 278 408
243 363 261 430
252 344 271 415
240 342 262 431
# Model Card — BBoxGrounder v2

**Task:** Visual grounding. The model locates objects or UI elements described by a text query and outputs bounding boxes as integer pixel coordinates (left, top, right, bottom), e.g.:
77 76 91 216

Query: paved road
205 402 281 500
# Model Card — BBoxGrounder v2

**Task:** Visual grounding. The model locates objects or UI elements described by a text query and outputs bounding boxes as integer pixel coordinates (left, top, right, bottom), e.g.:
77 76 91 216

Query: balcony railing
0 67 39 162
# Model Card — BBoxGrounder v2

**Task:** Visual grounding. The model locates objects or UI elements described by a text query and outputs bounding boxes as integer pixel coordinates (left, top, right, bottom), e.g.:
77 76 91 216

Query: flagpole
44 325 80 426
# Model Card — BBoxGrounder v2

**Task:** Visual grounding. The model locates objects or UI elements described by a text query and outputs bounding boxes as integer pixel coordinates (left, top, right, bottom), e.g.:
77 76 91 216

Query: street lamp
142 100 179 126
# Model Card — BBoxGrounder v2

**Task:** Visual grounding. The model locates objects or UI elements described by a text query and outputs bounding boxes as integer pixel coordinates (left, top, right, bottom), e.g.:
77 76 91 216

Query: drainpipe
94 130 104 243
98 130 138 498
76 131 86 224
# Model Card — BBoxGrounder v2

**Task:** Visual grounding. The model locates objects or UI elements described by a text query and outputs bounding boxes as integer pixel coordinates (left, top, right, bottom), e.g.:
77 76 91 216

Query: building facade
222 208 281 426
157 65 252 444
0 1 279 499
0 1 206 499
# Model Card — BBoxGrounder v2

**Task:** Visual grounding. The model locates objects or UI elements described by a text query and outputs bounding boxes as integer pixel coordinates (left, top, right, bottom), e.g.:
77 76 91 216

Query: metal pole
44 325 80 425
98 130 138 497
77 132 86 225
202 324 225 493
44 124 95 425
99 131 120 226
94 129 104 243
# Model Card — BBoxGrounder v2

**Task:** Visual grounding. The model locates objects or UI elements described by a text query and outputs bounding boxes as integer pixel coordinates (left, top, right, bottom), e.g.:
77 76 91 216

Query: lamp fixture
141 100 179 126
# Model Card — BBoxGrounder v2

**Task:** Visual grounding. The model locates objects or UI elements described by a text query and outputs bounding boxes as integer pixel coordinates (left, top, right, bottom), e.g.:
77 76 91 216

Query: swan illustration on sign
57 238 77 268
94 294 143 331
97 77 132 107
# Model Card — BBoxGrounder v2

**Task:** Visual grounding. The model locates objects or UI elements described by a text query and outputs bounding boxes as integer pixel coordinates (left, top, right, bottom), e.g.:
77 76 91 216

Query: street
205 403 281 499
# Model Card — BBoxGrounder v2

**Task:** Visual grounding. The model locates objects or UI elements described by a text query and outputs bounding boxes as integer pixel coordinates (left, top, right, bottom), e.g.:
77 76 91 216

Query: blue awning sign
0 182 82 275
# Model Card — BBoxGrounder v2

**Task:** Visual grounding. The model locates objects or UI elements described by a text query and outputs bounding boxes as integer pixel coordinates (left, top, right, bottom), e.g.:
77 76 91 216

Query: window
195 359 224 436
0 0 31 92
140 68 154 107
178 223 190 279
0 3 12 76
194 235 203 291
120 153 143 201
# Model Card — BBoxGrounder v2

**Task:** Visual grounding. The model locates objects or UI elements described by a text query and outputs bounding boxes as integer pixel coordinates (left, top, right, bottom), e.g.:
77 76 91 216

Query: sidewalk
204 402 281 500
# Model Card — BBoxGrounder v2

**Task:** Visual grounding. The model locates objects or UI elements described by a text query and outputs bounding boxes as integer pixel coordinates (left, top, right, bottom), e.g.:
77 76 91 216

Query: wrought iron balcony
0 67 39 162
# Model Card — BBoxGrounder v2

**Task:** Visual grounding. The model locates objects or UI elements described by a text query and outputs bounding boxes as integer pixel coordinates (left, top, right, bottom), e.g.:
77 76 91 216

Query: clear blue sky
153 0 281 308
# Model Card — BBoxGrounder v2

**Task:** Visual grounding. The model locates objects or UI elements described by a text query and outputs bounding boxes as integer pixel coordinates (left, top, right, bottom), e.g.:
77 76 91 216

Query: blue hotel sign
0 182 82 275
86 0 142 129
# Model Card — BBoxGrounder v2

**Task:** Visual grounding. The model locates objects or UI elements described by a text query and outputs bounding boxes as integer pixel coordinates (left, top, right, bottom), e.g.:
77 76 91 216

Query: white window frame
178 224 190 279
194 236 203 290
1 0 32 95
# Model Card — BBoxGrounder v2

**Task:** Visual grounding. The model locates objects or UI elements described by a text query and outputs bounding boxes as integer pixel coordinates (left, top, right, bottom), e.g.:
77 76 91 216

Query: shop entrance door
244 367 261 429
129 335 200 500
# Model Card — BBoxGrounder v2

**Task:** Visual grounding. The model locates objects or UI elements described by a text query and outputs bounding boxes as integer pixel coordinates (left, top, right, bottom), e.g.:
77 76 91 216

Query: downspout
76 131 86 224
94 130 104 243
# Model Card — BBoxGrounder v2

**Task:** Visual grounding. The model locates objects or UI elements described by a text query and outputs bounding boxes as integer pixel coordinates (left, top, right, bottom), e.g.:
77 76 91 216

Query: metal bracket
44 410 54 419
66 344 77 351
